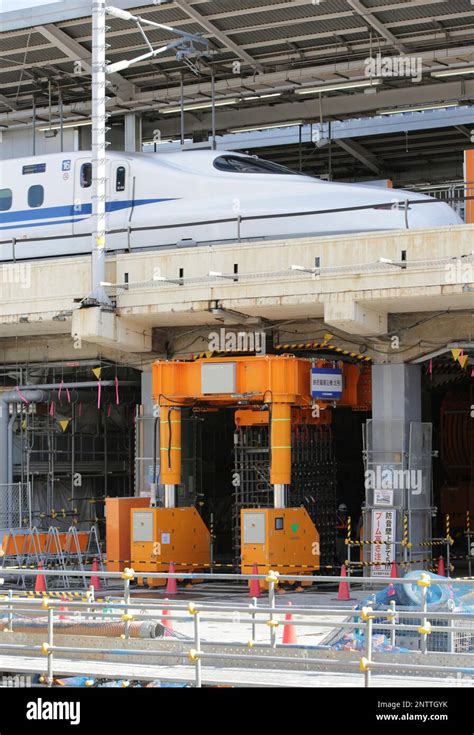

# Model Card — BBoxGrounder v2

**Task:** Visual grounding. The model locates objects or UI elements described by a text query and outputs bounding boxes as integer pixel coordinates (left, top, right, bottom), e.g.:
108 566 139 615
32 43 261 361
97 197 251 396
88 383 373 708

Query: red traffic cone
34 561 46 593
282 602 297 644
90 558 102 591
437 556 446 576
161 598 173 634
249 563 261 598
334 564 352 601
388 560 399 597
59 594 68 620
166 562 178 595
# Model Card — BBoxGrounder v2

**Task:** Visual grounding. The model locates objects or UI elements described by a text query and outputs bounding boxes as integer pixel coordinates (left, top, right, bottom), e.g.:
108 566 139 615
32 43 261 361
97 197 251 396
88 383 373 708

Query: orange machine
131 506 210 587
465 149 474 225
241 508 319 585
105 496 150 572
152 354 367 581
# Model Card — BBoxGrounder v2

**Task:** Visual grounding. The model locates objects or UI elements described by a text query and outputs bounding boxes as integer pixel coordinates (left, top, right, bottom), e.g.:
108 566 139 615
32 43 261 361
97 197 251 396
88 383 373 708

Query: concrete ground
128 583 370 647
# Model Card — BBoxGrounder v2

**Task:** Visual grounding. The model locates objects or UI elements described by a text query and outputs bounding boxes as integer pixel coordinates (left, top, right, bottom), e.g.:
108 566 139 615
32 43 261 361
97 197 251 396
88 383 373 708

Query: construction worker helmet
338 503 348 513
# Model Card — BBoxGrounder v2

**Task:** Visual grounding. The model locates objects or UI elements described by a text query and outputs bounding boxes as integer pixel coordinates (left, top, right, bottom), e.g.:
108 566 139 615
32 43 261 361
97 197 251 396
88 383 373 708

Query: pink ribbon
107 404 111 417
49 401 54 416
97 380 102 409
115 376 120 405
58 381 71 403
15 386 29 404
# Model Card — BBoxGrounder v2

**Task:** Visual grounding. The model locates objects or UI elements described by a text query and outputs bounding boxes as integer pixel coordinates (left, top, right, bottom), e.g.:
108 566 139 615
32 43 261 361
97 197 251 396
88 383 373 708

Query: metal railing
0 567 471 688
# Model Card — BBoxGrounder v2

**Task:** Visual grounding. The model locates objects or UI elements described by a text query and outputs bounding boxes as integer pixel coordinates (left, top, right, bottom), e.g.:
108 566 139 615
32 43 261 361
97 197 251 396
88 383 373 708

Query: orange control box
105 496 150 572
130 507 210 587
241 507 320 587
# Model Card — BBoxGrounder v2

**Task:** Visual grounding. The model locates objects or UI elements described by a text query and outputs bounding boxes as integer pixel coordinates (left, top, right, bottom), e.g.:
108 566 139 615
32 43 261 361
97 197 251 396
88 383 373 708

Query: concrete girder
71 307 152 354
323 299 388 336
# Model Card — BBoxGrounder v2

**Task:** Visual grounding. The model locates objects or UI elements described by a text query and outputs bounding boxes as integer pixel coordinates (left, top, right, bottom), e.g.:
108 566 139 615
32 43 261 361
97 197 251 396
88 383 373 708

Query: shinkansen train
0 149 463 261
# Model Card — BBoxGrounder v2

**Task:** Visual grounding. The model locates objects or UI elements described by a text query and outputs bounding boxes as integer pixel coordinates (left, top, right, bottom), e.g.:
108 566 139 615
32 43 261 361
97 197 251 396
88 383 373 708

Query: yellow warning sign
92 367 102 380
451 348 462 362
59 420 71 432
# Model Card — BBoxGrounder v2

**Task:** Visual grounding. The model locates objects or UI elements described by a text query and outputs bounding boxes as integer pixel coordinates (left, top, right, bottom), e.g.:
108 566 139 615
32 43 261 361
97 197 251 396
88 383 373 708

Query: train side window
80 162 92 188
0 188 12 211
28 185 44 208
116 166 126 192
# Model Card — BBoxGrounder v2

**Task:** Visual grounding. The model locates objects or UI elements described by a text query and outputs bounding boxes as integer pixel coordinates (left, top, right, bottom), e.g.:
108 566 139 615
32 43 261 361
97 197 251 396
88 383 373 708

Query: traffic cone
437 556 446 576
90 558 102 591
334 564 352 601
161 598 173 634
166 562 178 594
388 560 399 597
282 602 297 644
59 594 68 621
34 561 46 593
249 563 261 598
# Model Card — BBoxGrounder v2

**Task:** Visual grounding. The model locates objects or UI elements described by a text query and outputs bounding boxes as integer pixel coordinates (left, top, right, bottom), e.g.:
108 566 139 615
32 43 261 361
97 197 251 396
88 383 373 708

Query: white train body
0 149 462 261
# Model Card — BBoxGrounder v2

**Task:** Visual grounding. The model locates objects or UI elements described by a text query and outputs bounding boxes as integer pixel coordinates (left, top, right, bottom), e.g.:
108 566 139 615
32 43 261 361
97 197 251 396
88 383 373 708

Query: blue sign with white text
311 367 343 399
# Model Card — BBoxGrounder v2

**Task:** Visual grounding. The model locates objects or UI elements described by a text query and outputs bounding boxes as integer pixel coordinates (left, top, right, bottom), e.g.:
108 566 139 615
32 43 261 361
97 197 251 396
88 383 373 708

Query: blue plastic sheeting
354 571 474 612
54 677 188 688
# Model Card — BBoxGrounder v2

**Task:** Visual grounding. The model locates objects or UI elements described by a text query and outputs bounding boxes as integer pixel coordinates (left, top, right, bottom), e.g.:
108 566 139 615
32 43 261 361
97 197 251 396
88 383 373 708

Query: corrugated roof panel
0 32 48 51
212 4 354 32
231 17 367 47
379 0 474 24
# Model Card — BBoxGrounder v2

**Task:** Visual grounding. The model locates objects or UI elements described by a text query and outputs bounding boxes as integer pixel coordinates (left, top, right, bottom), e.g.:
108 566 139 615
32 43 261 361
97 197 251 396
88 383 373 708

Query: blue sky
1 0 60 12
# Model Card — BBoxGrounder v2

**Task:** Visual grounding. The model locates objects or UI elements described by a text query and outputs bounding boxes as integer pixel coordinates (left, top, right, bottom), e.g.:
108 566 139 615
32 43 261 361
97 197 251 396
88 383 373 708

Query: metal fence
0 568 472 688
0 483 31 530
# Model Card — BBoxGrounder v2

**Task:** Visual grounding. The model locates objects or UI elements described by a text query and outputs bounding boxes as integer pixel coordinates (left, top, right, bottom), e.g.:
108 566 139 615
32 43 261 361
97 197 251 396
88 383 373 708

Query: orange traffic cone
59 594 68 621
388 560 399 597
282 602 297 644
34 561 46 593
90 558 101 591
437 556 446 576
166 562 178 595
161 598 173 635
249 563 261 598
334 564 352 601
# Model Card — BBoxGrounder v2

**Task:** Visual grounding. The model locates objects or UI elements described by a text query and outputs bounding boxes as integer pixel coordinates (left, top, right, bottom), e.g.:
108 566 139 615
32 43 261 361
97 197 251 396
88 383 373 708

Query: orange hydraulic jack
150 355 347 584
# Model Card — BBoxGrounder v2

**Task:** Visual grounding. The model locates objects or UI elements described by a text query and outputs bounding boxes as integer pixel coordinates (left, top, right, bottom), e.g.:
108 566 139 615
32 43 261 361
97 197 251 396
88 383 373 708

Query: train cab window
116 166 126 192
0 188 12 211
28 185 44 208
213 155 300 175
80 162 92 188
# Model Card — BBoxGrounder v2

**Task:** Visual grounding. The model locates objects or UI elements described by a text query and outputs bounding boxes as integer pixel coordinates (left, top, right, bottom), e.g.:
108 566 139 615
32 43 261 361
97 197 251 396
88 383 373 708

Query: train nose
406 197 463 228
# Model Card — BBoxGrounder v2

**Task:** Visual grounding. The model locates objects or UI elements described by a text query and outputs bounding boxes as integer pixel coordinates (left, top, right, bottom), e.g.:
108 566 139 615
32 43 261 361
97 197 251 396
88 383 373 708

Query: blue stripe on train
0 198 177 225
0 218 88 231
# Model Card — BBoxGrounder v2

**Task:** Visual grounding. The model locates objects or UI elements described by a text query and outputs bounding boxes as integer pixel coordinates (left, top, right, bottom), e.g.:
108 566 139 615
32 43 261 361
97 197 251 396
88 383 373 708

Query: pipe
273 484 286 510
16 381 137 390
164 484 176 508
1 617 164 639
